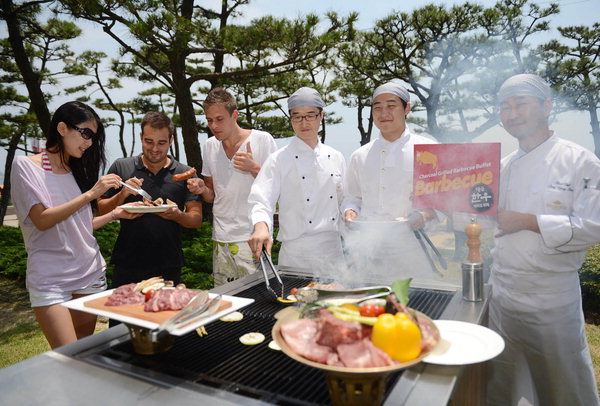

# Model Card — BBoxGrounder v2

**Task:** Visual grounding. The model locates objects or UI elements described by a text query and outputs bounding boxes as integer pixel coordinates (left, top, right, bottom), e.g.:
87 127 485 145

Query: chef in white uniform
488 73 600 406
342 82 439 281
248 87 346 277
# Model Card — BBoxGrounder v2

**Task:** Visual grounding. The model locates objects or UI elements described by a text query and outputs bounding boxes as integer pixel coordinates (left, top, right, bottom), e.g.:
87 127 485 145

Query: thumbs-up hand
233 141 260 176
187 177 207 195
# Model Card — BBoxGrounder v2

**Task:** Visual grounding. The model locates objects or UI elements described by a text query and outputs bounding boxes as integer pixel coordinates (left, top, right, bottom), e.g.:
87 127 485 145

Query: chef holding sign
342 82 439 280
488 74 600 406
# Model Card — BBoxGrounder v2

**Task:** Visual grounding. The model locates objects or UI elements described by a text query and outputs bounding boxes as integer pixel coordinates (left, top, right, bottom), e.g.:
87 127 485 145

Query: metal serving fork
119 181 153 201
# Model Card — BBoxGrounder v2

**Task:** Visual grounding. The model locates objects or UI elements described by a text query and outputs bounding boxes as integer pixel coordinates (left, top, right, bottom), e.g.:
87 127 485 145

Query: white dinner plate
423 320 505 365
62 290 254 336
118 204 177 213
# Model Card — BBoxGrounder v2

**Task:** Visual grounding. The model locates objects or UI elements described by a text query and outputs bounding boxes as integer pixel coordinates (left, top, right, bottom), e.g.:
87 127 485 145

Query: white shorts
28 272 107 308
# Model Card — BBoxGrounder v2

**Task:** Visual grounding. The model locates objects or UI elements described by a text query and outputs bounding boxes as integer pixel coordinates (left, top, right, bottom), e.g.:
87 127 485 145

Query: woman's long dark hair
46 101 107 210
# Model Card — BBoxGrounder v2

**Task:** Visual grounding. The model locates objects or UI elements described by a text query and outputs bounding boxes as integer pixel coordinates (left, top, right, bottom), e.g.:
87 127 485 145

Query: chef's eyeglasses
290 113 321 123
70 124 98 141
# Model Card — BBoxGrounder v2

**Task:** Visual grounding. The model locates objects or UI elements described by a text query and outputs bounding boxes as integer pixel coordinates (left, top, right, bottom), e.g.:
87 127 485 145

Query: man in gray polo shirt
98 112 202 287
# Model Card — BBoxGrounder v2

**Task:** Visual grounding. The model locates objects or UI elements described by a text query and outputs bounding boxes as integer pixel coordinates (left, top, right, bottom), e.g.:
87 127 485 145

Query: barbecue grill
0 269 490 406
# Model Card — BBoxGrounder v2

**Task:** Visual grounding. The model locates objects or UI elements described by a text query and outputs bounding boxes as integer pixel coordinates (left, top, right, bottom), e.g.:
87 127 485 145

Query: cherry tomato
359 304 386 317
289 287 298 296
145 289 156 302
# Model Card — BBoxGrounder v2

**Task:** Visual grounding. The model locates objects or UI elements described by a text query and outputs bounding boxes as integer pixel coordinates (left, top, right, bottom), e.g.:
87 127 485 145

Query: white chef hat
498 74 551 103
372 82 410 103
287 87 325 110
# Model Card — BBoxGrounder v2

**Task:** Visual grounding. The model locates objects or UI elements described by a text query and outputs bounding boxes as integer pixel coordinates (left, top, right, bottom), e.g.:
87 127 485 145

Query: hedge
1 224 598 316
0 223 281 291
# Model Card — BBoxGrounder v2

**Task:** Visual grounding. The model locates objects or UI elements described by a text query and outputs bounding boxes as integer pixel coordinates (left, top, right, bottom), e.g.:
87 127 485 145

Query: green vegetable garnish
391 278 412 306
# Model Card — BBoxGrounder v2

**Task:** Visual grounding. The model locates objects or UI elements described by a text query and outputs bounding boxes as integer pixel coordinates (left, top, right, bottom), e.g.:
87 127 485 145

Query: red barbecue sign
412 143 501 216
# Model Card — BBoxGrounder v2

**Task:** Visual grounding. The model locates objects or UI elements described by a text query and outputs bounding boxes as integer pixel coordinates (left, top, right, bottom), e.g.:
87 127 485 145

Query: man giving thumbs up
188 88 277 285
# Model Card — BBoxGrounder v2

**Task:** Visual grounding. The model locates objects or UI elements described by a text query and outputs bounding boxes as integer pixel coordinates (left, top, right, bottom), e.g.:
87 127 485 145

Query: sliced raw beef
315 308 364 348
280 319 338 365
105 283 145 306
414 313 440 353
144 288 205 312
337 338 395 368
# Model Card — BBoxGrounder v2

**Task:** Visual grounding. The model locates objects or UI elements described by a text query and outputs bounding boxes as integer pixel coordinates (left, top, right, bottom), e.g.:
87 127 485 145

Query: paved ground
3 206 18 227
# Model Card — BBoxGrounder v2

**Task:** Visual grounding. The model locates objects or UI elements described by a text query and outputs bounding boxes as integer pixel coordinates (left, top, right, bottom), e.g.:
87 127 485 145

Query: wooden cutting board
85 295 232 324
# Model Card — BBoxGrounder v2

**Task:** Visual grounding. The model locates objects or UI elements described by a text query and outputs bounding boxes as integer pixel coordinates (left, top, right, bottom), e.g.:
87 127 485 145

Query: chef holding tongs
248 87 347 278
342 82 445 281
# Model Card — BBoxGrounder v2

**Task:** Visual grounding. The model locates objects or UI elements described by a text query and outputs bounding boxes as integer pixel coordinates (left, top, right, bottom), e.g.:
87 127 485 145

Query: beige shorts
28 272 107 307
213 241 258 286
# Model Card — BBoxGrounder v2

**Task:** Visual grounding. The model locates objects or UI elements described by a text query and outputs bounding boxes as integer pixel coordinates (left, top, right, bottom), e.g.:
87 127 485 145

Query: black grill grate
75 276 455 405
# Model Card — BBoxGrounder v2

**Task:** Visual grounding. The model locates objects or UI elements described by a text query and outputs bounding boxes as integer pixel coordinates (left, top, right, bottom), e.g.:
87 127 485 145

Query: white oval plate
118 204 177 213
423 320 505 365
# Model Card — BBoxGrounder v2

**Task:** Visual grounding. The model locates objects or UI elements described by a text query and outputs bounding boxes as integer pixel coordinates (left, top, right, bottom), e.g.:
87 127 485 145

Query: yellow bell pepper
371 312 422 362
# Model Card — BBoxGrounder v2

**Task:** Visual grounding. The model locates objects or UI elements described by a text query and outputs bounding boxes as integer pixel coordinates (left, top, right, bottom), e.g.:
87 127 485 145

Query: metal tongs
294 285 392 304
259 247 284 300
414 228 447 276
153 293 222 341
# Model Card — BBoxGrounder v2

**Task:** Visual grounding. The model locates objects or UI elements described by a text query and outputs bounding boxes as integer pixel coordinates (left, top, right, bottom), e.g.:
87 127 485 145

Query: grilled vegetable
239 332 265 345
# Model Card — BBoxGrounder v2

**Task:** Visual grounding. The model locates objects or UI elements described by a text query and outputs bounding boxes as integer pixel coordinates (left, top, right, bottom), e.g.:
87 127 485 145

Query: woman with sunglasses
10 101 138 349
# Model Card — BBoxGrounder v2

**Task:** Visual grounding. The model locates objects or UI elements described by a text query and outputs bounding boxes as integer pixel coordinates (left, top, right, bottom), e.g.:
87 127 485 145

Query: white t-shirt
10 156 106 292
202 129 277 242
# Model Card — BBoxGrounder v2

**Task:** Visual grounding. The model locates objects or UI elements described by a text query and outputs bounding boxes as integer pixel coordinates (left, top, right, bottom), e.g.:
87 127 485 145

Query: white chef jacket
249 137 346 273
202 130 277 242
343 128 437 219
488 134 600 406
342 128 440 281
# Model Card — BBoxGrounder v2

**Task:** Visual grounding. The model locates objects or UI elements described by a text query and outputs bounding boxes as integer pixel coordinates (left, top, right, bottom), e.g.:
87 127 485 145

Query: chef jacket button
328 154 330 158
295 155 298 159
330 195 333 199
330 173 333 177
331 217 335 221
307 198 310 201
302 176 305 179
309 220 312 224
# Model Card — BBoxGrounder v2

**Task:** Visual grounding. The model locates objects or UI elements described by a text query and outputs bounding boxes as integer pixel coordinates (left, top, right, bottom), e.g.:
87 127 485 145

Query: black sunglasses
70 125 98 141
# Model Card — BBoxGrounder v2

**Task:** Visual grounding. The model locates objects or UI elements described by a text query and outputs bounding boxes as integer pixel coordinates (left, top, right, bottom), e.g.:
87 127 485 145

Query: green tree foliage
0 3 83 222
337 0 558 143
538 23 600 157
61 0 357 170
